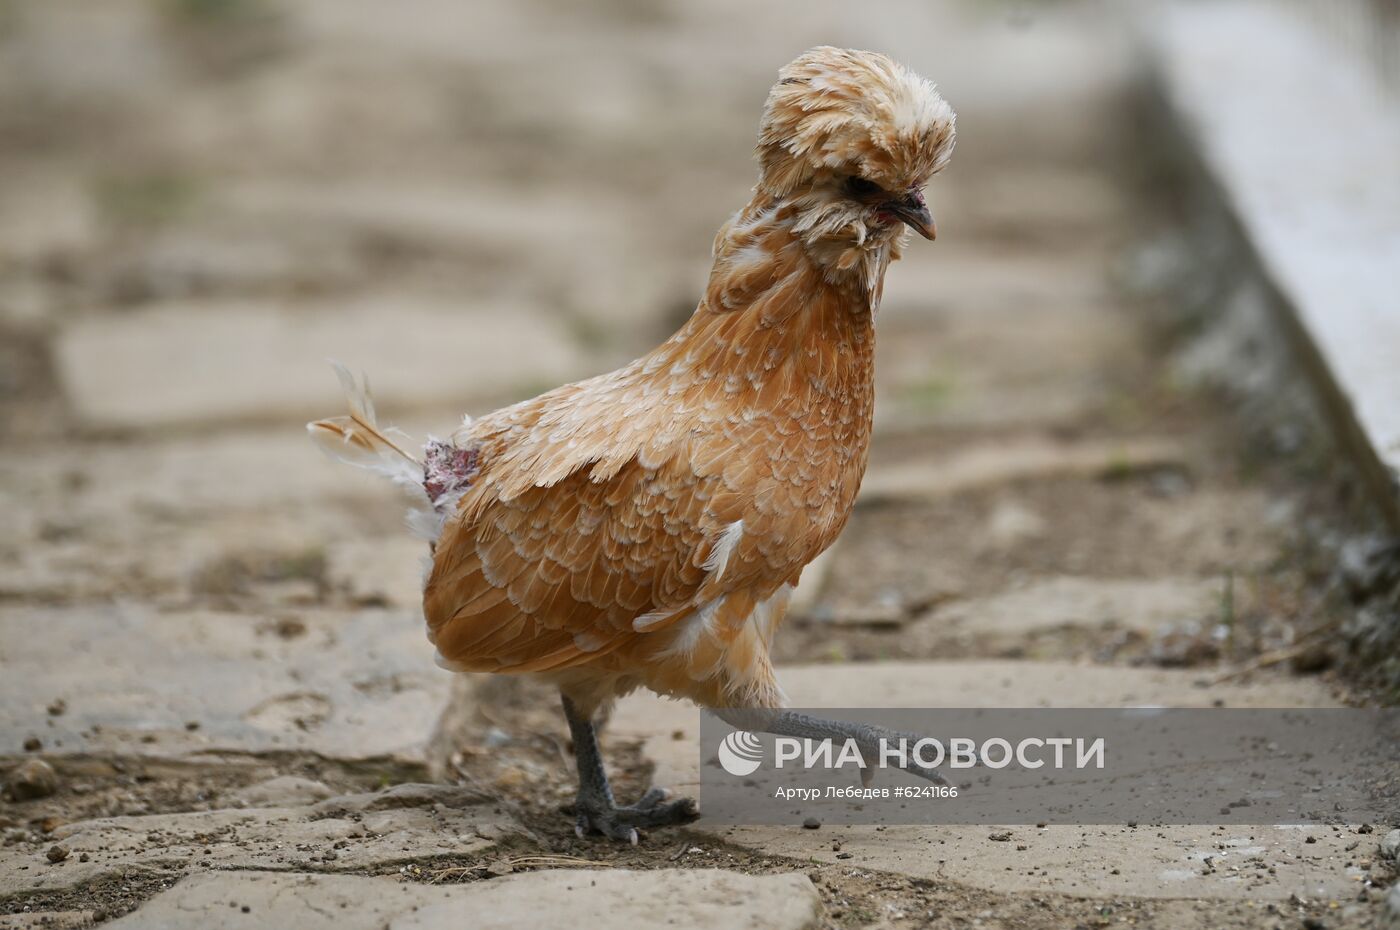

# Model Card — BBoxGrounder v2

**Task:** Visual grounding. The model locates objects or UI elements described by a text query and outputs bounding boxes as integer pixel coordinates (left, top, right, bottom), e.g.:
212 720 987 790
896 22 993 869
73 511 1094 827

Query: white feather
703 520 745 582
307 361 443 543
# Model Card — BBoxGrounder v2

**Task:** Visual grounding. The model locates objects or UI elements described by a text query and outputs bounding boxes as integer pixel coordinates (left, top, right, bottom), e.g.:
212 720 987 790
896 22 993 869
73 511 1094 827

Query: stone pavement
0 1 1393 928
1 606 448 764
1 784 519 897
613 665 1361 903
100 869 823 930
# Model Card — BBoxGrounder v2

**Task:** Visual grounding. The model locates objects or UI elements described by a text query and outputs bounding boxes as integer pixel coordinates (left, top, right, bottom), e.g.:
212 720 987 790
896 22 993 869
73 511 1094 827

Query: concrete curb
1144 1 1400 529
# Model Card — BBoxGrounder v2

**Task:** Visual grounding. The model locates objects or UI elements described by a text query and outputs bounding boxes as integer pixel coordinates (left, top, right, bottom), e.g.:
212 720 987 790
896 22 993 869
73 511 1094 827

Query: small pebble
6 759 59 801
1378 828 1400 861
46 845 68 863
802 817 821 830
22 737 41 752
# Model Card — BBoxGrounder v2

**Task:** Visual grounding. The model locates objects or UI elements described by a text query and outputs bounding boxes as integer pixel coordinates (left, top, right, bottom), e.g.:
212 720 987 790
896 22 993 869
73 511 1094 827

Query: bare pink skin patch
423 439 479 506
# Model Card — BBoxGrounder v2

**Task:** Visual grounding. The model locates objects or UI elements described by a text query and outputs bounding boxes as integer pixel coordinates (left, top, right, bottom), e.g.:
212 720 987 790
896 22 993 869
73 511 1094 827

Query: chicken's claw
573 789 699 843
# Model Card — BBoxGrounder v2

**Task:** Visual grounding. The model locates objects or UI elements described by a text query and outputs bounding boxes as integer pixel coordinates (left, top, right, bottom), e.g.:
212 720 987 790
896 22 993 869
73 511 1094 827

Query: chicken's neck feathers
455 192 888 505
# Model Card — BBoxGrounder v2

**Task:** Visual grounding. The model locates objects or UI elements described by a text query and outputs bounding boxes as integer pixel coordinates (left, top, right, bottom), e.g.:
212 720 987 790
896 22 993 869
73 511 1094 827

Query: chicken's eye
845 176 882 198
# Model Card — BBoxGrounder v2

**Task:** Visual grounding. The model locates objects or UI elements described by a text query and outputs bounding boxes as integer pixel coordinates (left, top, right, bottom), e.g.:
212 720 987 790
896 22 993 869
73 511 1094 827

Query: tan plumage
311 46 955 838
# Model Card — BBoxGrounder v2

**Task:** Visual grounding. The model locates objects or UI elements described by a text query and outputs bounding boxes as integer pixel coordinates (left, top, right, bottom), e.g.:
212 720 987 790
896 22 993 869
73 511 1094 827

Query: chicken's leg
562 693 699 843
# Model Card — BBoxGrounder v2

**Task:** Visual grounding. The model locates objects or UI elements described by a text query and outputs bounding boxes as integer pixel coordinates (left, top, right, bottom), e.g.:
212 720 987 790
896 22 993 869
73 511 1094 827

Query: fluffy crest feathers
757 46 956 197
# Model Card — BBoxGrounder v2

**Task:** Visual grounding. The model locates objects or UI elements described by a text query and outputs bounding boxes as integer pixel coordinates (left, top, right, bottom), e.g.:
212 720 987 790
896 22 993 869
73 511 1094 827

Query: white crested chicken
310 46 956 842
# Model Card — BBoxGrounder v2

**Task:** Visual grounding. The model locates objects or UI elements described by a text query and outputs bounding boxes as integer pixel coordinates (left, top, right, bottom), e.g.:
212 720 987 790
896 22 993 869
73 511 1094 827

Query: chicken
309 46 955 842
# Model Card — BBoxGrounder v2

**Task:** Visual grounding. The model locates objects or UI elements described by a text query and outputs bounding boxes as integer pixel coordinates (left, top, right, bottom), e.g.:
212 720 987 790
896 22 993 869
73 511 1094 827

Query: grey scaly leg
712 707 952 784
561 693 699 843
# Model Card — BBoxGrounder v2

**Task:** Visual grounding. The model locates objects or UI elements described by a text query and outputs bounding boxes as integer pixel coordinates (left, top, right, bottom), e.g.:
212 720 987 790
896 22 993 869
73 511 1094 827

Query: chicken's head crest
757 47 956 207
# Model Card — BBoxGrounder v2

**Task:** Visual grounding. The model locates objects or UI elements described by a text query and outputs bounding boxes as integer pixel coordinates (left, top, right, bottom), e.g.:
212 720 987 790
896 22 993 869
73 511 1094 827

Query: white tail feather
308 361 425 500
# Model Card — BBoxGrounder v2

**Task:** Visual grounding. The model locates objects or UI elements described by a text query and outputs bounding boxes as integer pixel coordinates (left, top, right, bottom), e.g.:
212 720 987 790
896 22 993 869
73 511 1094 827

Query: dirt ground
1 1 1396 928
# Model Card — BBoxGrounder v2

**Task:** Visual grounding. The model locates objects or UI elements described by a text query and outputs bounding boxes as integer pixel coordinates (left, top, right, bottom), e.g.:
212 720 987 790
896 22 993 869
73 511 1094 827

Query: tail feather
308 361 425 499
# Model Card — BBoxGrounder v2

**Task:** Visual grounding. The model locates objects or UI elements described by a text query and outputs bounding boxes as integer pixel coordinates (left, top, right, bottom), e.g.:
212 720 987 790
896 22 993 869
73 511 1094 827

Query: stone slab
859 437 1183 504
325 537 429 610
213 180 627 268
1149 2 1400 526
922 576 1226 636
53 296 592 431
0 430 410 525
0 168 99 266
711 822 1369 903
0 606 449 764
100 868 822 930
0 784 518 897
226 775 335 808
0 430 430 604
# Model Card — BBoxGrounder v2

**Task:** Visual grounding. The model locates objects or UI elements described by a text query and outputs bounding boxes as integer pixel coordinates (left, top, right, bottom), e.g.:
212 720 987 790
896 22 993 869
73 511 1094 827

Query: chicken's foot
562 693 699 844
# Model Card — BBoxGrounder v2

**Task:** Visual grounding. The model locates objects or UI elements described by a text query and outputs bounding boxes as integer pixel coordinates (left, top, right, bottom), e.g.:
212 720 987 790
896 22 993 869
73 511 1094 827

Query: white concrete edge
1144 0 1400 529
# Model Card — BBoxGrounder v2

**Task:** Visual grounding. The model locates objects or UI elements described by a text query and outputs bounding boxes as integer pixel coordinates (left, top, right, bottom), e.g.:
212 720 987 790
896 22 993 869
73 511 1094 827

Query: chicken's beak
886 191 937 240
